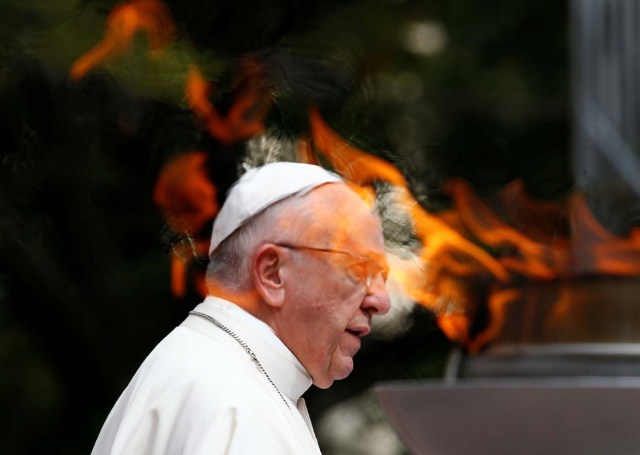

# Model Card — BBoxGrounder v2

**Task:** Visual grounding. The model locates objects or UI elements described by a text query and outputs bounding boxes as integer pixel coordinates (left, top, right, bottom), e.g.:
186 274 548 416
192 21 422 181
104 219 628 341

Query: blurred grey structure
572 0 640 234
376 378 640 455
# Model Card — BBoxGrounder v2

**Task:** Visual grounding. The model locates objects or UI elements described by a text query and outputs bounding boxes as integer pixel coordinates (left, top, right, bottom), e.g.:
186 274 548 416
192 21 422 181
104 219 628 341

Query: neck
207 283 274 331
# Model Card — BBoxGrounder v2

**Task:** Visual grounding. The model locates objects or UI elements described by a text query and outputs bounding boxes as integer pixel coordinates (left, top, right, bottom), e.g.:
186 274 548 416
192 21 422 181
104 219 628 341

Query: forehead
299 184 386 256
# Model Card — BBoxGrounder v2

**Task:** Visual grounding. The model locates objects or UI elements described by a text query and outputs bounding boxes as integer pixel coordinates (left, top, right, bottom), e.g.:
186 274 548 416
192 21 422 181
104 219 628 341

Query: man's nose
362 275 391 315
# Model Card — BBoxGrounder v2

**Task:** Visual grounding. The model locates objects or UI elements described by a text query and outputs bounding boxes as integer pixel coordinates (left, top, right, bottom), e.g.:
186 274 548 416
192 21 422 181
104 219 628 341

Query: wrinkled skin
272 184 391 389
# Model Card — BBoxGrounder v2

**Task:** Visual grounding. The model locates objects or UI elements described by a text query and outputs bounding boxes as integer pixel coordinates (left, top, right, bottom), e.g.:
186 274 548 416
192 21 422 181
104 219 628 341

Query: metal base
461 343 640 378
375 278 640 454
375 378 640 455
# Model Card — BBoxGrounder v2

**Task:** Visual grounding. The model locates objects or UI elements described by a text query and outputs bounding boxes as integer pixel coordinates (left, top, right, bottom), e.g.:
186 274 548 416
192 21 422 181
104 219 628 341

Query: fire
307 107 406 187
153 151 218 298
69 0 271 145
70 0 175 80
71 0 273 298
467 288 521 353
72 3 640 348
570 193 640 276
305 106 640 350
307 106 510 282
153 151 218 235
441 178 568 280
185 62 272 145
167 239 209 299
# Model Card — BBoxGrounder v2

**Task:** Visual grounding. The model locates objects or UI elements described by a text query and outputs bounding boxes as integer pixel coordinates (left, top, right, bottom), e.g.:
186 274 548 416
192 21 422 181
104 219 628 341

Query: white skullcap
209 161 343 256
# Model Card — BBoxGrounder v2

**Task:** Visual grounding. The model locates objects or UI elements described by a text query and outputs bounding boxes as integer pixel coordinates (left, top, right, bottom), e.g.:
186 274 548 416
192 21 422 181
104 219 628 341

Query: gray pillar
572 0 640 234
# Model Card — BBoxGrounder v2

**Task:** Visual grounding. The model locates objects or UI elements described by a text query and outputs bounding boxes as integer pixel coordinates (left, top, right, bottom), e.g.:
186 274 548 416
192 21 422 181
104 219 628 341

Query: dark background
0 1 569 453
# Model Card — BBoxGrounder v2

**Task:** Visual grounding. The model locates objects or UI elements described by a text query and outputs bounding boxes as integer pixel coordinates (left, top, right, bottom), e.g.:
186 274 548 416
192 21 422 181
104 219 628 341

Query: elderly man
91 161 391 454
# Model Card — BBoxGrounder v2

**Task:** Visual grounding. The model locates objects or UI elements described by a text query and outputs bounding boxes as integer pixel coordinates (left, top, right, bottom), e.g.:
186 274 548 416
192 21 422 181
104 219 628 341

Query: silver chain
189 310 291 409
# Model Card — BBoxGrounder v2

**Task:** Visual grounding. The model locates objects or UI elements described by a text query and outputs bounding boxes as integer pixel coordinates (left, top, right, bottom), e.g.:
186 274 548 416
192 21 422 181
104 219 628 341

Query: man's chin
313 379 334 390
314 355 355 388
331 357 354 382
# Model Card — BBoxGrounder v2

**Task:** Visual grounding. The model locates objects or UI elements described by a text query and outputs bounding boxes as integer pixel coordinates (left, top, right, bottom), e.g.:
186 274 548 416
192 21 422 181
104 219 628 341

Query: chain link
189 311 291 409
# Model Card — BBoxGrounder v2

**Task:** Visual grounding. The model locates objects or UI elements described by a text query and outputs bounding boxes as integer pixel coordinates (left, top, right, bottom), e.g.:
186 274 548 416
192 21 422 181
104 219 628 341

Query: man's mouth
346 326 370 338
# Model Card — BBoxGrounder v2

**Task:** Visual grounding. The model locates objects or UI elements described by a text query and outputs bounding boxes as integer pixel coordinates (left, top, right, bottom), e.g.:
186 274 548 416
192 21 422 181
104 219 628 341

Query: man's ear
252 244 286 307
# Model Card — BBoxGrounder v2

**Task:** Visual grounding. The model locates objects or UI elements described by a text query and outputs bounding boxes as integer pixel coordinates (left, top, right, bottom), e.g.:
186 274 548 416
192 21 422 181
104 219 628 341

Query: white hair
205 190 316 292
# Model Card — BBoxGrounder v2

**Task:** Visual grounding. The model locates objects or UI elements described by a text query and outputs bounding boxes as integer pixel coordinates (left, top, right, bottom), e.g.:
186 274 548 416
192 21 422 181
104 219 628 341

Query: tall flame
153 151 218 298
570 194 640 276
70 0 175 80
73 3 640 348
308 106 510 282
153 151 218 236
306 106 640 349
185 62 272 145
72 0 275 298
442 179 567 280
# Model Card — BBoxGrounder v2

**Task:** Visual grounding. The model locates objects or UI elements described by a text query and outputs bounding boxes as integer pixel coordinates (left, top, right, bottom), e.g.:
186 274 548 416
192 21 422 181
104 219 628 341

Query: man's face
276 185 391 389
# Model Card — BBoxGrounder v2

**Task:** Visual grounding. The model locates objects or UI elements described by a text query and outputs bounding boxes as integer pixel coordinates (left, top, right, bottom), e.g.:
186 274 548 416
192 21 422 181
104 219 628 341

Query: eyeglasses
275 242 389 289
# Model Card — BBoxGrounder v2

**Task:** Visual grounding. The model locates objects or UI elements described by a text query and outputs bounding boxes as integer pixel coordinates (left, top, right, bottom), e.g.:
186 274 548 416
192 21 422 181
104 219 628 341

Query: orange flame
308 107 406 186
467 288 521 353
308 106 510 285
185 63 272 145
147 106 640 346
168 239 209 299
70 0 175 80
442 179 567 280
153 151 219 235
153 151 218 298
305 106 640 350
307 106 518 347
570 193 640 276
143 89 640 350
74 0 640 352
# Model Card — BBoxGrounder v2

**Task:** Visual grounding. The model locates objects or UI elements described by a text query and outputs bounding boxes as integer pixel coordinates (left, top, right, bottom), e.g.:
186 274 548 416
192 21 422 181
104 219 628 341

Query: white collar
186 296 313 403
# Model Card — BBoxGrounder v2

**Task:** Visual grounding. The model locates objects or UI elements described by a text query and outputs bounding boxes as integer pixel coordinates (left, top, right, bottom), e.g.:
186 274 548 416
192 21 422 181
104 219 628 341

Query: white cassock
91 296 323 454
